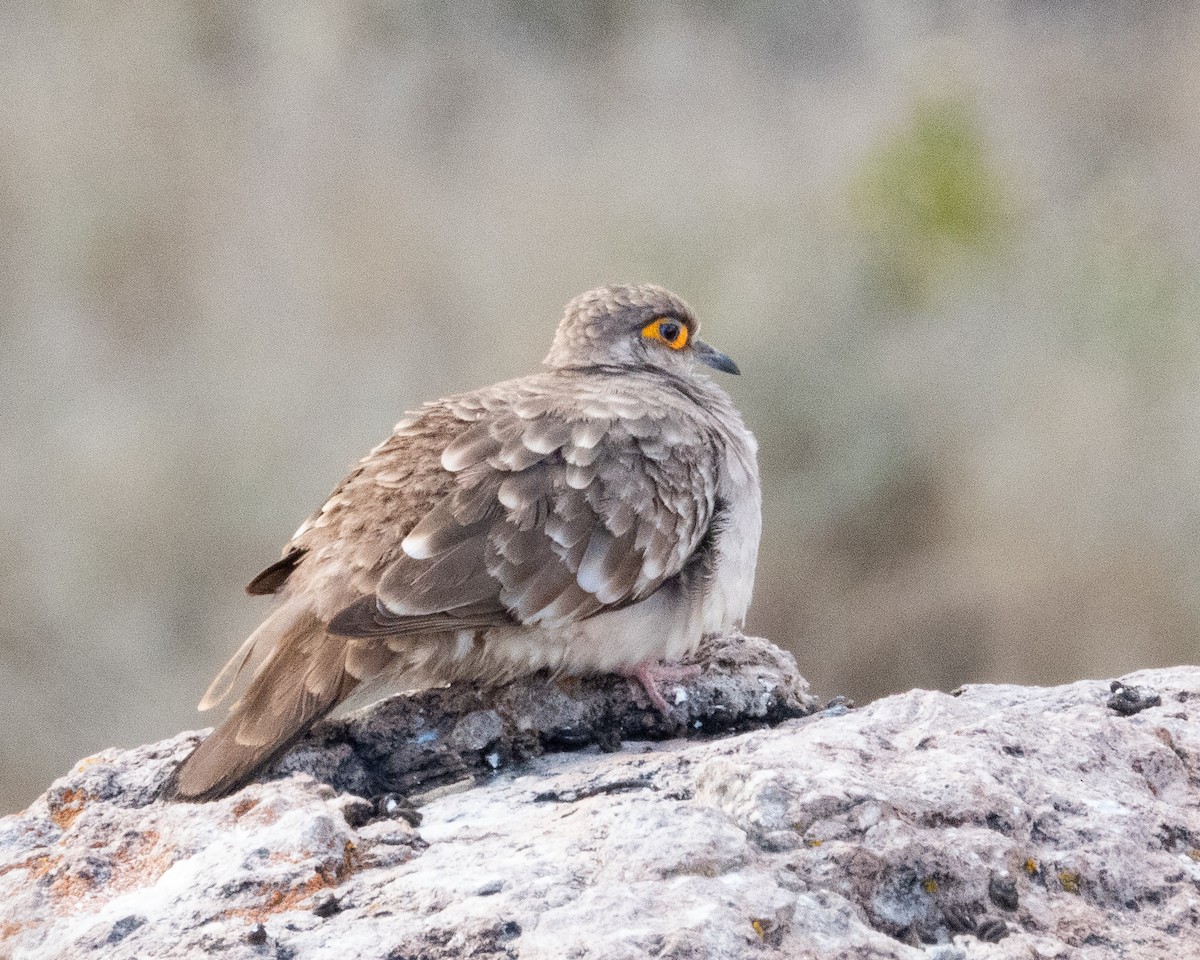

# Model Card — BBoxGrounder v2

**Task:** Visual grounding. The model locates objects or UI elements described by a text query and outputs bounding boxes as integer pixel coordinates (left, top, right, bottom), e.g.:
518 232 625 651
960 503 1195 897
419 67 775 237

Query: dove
168 283 760 800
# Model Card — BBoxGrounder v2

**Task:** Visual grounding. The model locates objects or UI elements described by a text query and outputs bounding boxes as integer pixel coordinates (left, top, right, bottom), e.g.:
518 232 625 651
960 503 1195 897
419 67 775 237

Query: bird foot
621 661 702 714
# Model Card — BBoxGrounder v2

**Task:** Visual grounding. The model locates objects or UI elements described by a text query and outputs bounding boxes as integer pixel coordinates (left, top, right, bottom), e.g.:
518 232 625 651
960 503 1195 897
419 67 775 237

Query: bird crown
544 283 699 371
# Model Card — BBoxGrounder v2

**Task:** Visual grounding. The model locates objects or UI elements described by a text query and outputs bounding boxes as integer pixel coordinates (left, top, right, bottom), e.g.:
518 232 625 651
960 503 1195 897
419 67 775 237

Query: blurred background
3 0 1199 813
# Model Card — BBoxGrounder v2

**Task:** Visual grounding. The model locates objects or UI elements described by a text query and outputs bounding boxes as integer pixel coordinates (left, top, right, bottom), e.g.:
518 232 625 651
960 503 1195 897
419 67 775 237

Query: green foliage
851 97 1010 305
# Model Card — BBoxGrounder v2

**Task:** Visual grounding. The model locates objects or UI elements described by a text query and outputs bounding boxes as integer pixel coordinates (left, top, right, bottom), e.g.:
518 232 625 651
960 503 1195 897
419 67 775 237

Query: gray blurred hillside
2 0 1199 813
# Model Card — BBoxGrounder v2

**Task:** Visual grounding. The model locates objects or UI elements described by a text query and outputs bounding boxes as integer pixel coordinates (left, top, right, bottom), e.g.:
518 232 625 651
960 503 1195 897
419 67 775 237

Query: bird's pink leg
621 661 702 713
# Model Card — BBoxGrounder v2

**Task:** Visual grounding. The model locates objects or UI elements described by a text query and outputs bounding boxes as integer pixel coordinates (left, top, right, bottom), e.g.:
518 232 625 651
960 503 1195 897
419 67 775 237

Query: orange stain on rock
32 855 56 879
50 871 94 900
107 829 177 893
227 841 360 923
0 854 57 881
236 799 280 828
49 788 90 830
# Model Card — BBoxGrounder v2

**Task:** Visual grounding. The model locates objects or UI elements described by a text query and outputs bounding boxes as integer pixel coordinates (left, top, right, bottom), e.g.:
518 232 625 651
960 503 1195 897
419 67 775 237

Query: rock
1107 680 1162 717
1 638 1198 959
269 629 814 804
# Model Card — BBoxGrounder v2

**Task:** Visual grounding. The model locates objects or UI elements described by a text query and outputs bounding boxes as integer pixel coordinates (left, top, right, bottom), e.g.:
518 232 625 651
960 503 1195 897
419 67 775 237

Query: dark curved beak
694 339 740 376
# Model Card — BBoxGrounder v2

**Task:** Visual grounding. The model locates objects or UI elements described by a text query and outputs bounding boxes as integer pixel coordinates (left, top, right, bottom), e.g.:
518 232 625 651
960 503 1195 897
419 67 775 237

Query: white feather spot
577 537 625 603
453 630 474 660
642 556 666 580
401 530 436 559
565 443 602 467
497 479 524 510
573 422 607 449
523 431 565 455
545 521 571 549
576 562 605 595
441 446 472 472
381 596 419 616
565 465 592 490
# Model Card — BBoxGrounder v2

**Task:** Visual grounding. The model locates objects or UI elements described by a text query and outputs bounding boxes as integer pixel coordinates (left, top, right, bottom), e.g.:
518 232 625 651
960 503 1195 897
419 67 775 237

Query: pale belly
474 579 705 678
701 445 762 634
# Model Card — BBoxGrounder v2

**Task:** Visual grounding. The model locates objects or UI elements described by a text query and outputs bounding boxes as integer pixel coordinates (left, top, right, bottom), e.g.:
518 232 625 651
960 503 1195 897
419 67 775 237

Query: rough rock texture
2 635 1199 960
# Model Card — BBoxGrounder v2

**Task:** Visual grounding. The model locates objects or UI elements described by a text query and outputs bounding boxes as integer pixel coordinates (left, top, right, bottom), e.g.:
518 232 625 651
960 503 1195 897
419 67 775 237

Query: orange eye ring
641 317 689 350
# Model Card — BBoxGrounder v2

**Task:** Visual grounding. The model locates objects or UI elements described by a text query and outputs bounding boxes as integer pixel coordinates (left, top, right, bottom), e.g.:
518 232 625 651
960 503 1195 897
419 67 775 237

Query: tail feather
196 601 308 712
165 608 375 802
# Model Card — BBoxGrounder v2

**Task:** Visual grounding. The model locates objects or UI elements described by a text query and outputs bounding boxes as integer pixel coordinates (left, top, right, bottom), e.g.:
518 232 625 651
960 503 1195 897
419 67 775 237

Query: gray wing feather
329 406 717 637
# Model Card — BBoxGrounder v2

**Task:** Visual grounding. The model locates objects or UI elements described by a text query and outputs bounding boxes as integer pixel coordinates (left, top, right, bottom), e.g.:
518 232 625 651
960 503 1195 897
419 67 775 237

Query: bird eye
641 317 689 350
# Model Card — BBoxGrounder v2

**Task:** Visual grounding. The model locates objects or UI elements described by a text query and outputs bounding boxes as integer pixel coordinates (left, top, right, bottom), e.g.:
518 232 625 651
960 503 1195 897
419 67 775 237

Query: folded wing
328 393 718 640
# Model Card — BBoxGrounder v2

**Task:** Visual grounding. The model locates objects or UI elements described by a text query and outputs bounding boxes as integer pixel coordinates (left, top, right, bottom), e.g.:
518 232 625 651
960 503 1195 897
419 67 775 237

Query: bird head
544 283 740 378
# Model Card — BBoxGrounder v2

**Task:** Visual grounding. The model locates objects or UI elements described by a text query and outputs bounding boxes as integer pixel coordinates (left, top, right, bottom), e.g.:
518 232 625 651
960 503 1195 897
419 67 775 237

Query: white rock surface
1 639 1198 960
